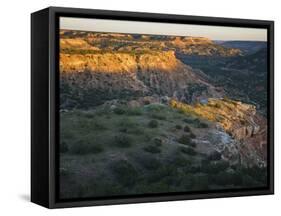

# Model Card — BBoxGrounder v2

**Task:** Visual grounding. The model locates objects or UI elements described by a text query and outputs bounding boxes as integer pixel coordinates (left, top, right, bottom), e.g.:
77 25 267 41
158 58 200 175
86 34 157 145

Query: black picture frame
31 6 274 209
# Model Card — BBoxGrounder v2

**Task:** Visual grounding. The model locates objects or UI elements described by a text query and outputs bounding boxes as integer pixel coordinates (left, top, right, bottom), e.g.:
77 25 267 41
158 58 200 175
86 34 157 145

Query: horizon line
60 28 267 42
60 17 267 42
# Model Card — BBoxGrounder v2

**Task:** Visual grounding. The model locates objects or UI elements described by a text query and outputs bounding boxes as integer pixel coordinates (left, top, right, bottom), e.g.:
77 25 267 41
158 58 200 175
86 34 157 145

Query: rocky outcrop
60 30 242 57
170 98 259 139
60 38 100 51
169 36 241 56
169 98 267 167
197 128 241 166
59 30 266 168
60 52 138 73
60 51 223 108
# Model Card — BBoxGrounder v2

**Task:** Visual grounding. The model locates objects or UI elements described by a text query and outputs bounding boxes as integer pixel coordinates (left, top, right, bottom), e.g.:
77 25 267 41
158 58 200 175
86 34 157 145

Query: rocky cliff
169 98 267 167
60 30 242 57
60 51 223 108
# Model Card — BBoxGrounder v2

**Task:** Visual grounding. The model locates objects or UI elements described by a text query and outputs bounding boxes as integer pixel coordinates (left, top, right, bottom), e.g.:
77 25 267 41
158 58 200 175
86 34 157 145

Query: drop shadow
19 194 30 202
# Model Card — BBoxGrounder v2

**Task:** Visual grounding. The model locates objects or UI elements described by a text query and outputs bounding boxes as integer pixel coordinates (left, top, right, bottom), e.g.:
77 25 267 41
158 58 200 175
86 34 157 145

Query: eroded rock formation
169 98 267 167
60 51 222 108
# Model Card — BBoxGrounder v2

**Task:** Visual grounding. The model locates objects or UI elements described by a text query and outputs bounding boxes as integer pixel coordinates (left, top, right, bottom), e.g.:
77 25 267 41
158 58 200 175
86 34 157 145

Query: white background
0 0 279 214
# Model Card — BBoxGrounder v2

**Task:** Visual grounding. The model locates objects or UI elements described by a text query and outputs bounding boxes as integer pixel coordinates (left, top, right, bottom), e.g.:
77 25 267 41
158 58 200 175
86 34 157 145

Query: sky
60 17 267 41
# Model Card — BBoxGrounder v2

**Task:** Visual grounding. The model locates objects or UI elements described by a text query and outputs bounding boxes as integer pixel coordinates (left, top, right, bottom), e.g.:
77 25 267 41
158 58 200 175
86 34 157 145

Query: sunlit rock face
58 30 268 198
169 98 267 167
59 30 267 168
60 50 223 109
60 30 242 57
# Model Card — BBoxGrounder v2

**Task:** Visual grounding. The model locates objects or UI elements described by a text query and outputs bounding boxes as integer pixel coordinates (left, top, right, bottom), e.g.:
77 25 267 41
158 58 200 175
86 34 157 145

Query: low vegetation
178 134 196 147
59 30 267 199
179 146 197 156
184 125 191 132
60 141 69 153
148 119 159 128
111 160 138 186
61 48 160 56
69 140 104 155
143 145 161 154
114 134 132 148
60 103 267 199
175 124 182 130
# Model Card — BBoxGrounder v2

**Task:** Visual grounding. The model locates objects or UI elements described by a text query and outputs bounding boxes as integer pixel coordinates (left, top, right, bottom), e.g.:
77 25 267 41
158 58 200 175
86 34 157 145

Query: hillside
217 41 267 55
178 48 268 114
59 30 268 199
60 50 222 109
60 102 267 199
60 30 242 57
170 98 267 166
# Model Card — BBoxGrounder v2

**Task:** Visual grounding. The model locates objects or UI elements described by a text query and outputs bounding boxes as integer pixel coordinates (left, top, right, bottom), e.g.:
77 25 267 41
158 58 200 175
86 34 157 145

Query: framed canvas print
31 7 274 208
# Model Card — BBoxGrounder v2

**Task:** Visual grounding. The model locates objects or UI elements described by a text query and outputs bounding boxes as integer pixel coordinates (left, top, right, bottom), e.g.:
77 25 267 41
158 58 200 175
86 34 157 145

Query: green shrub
147 165 178 183
134 181 170 194
185 118 208 128
201 160 229 174
95 108 110 116
153 137 163 146
93 122 107 130
148 120 158 128
115 134 132 148
172 156 190 167
178 134 190 144
214 161 229 171
140 157 162 170
189 132 196 139
126 107 143 116
201 158 210 167
242 175 256 186
111 160 138 186
119 117 136 128
69 141 104 155
180 147 197 156
120 127 144 135
184 165 201 173
175 125 182 130
197 122 209 128
193 175 209 190
150 113 166 120
145 103 166 112
184 125 191 132
240 166 267 183
118 118 132 126
178 135 196 147
230 172 244 185
143 145 161 154
177 109 185 114
218 172 243 186
113 107 126 115
118 118 143 135
83 112 95 118
119 127 128 133
183 118 197 124
89 145 104 154
60 141 69 153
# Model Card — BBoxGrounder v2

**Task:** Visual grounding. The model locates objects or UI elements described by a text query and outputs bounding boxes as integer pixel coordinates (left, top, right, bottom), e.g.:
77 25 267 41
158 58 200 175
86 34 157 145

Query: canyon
60 50 222 108
59 30 268 198
60 30 242 56
169 98 267 167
